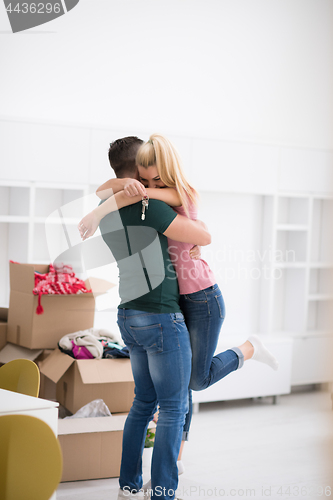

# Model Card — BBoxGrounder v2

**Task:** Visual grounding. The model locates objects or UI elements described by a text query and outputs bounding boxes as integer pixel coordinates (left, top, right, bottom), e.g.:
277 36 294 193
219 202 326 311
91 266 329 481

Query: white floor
56 387 333 500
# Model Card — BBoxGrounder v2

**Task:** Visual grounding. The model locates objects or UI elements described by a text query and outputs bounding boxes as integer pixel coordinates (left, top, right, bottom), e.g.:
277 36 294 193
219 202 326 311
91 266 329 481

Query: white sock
177 460 185 475
248 335 279 371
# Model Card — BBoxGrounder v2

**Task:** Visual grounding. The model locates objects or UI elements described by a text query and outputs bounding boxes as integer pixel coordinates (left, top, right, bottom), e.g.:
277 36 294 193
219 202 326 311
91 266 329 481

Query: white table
0 388 59 499
0 388 59 434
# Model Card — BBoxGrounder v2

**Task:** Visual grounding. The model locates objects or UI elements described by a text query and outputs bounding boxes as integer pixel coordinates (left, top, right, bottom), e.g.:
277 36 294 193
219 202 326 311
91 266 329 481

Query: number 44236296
6 3 61 14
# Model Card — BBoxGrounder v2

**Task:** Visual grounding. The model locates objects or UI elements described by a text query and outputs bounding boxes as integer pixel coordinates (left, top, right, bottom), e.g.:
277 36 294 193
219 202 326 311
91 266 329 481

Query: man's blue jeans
117 308 192 500
179 284 244 438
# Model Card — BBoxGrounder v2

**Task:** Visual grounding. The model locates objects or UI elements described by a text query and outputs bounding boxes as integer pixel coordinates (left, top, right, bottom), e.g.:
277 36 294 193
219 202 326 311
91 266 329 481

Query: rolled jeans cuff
182 430 190 441
230 346 244 369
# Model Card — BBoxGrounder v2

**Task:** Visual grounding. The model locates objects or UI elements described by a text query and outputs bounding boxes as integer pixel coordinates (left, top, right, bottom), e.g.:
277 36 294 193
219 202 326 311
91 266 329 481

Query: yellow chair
0 359 40 397
0 414 63 500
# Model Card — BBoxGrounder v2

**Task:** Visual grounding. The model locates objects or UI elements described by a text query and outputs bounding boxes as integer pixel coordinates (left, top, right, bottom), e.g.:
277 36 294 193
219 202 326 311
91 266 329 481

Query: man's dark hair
108 136 143 178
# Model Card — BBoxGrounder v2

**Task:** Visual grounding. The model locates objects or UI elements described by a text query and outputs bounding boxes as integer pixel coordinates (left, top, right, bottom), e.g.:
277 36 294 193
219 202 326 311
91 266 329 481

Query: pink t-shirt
167 201 216 295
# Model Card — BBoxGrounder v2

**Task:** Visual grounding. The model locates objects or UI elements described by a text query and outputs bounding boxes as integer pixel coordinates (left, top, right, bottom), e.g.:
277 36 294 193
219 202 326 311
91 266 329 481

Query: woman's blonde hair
136 133 198 217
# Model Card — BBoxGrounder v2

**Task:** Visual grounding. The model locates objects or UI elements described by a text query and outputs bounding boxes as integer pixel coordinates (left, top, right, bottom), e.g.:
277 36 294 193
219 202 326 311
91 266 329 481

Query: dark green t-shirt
99 199 181 314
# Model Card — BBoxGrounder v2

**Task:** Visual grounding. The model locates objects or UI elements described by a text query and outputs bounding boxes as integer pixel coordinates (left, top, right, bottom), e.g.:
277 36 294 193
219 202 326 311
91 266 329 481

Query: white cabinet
291 336 333 385
260 192 333 385
0 181 89 306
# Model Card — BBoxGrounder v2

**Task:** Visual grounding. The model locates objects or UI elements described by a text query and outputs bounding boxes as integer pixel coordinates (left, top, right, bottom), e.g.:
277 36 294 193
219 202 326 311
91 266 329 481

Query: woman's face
138 165 166 189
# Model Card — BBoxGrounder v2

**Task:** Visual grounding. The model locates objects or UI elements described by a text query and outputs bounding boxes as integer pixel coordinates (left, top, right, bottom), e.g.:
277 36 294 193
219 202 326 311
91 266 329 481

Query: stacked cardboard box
58 415 127 481
1 262 137 482
58 414 156 482
7 262 99 349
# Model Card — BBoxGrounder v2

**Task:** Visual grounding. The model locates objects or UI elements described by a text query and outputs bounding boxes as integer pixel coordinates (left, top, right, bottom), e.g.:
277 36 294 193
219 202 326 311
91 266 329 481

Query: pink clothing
167 202 216 295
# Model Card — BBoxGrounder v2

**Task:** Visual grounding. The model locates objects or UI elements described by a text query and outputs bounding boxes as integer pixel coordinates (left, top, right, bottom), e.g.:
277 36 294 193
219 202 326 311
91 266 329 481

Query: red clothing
33 263 91 314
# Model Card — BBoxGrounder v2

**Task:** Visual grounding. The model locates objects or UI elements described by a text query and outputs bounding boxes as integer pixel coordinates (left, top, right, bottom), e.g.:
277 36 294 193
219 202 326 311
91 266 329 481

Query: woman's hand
189 245 201 260
124 179 147 197
78 210 101 240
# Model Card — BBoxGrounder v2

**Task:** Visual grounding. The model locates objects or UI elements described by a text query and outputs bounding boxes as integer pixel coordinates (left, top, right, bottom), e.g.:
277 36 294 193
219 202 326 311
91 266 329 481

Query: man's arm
95 188 181 220
79 194 209 246
96 178 127 199
163 215 211 246
96 178 147 199
78 190 176 240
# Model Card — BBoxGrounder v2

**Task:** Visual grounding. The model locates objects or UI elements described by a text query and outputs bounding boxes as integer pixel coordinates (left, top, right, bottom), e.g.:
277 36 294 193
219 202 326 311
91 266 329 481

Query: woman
78 133 279 482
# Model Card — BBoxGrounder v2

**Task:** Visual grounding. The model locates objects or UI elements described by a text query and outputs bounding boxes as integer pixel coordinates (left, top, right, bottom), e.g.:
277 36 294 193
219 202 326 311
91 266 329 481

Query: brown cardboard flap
0 323 7 352
9 262 49 293
0 308 8 322
39 349 75 383
76 359 134 385
58 415 128 435
85 277 115 296
0 343 43 363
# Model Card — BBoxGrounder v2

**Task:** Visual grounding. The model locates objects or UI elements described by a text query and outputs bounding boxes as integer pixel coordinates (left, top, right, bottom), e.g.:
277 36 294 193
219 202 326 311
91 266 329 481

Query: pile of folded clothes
58 328 129 359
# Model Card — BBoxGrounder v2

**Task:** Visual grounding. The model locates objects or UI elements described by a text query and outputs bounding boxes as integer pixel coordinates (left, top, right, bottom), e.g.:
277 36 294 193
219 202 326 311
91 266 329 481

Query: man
83 137 210 500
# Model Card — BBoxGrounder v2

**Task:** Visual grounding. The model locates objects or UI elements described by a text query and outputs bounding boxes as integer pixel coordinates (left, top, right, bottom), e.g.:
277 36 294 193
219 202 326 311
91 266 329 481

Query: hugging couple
78 134 278 500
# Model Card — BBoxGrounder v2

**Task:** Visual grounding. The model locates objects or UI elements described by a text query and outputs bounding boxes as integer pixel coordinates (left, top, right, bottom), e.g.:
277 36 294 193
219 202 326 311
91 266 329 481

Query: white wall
0 0 332 149
198 192 264 336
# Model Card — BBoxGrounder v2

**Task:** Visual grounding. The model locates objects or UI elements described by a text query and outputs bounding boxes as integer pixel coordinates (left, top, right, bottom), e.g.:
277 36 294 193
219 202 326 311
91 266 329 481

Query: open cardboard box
39 349 135 414
0 307 8 351
7 262 113 349
58 414 156 482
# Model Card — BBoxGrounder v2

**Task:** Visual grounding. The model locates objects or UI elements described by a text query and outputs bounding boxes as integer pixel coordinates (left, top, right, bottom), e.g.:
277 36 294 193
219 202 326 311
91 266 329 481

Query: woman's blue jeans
117 308 192 500
179 284 244 439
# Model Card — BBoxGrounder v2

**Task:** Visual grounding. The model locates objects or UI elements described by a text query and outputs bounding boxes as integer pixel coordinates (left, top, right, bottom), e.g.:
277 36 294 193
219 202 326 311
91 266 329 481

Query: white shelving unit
0 181 90 305
262 192 333 385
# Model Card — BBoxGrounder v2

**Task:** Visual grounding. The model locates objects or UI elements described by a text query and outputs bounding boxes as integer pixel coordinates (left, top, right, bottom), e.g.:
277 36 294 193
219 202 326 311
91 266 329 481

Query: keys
141 196 149 220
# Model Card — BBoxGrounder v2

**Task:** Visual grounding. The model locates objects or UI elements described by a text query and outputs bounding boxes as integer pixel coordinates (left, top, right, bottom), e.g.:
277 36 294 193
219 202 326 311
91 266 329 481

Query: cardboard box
58 414 156 482
7 262 112 349
39 349 135 414
0 307 8 351
0 342 43 366
58 414 126 481
36 349 56 400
